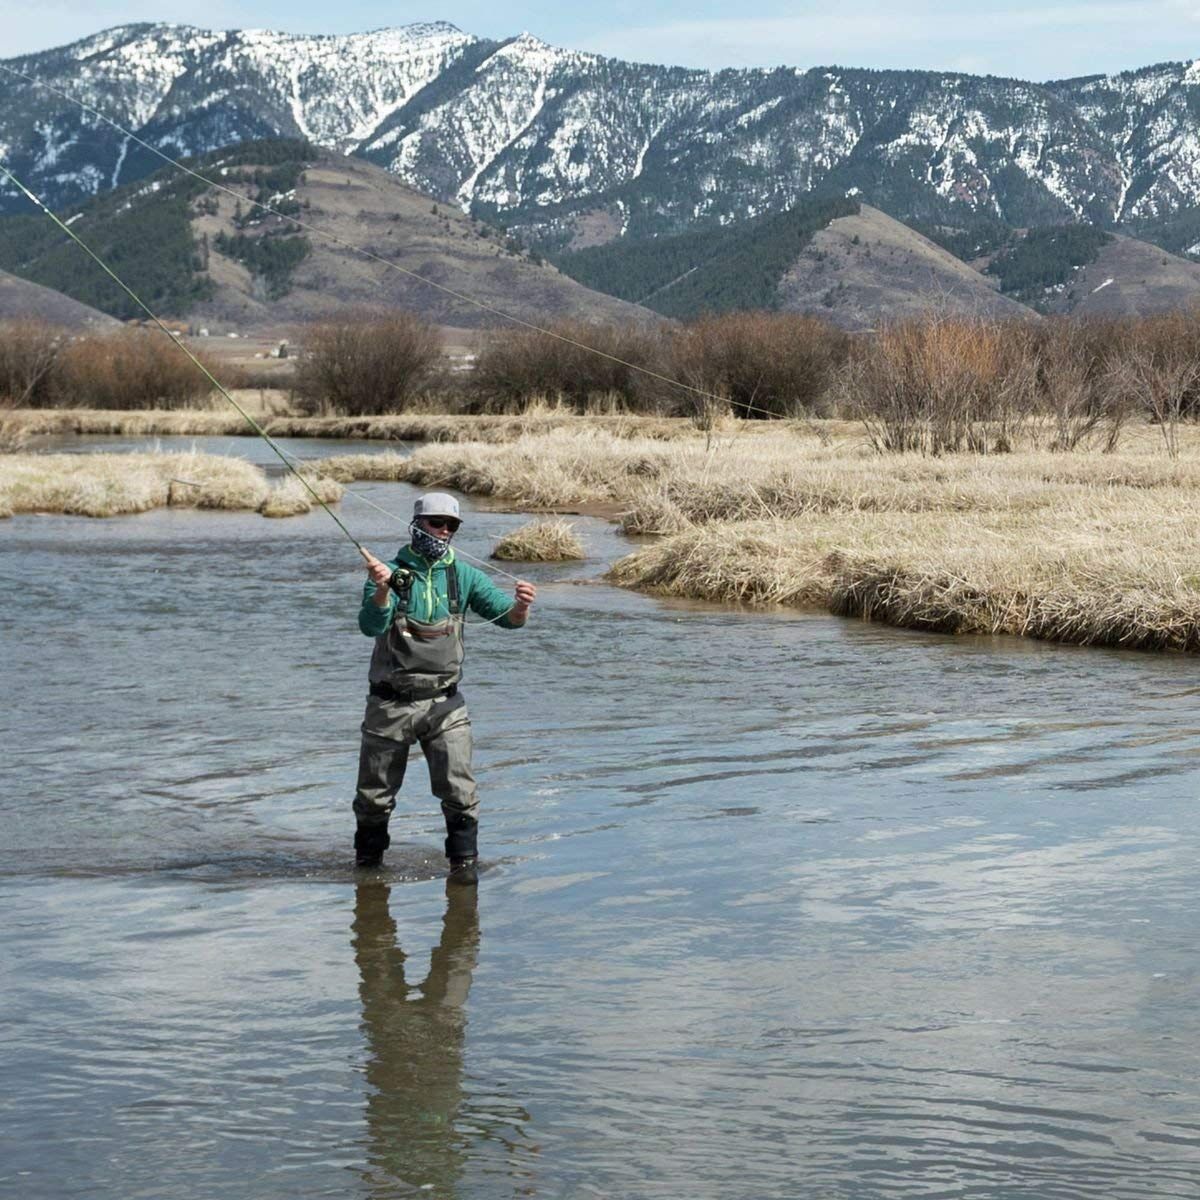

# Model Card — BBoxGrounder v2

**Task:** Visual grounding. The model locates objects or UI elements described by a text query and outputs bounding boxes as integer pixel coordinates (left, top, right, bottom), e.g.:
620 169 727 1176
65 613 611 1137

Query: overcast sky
4 0 1199 80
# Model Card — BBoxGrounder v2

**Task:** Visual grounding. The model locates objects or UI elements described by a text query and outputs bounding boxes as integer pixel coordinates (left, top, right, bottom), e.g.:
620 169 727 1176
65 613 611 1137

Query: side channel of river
1 436 1198 1198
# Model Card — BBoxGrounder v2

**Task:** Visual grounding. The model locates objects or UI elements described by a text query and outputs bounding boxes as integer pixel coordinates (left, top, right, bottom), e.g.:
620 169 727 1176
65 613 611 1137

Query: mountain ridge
0 139 654 330
5 22 1200 256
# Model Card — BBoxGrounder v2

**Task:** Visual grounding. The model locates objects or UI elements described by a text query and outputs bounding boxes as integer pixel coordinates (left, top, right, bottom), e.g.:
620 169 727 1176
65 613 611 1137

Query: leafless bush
666 313 849 422
840 318 1036 454
1120 311 1200 414
0 320 66 407
55 330 222 410
1106 348 1200 459
1028 319 1129 451
470 321 670 413
841 313 1200 456
293 311 442 415
1090 311 1200 458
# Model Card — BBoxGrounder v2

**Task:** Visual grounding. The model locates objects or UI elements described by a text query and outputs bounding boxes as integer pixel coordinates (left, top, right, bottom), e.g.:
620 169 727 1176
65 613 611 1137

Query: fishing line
272 441 562 582
0 157 374 561
269 443 533 628
0 60 809 424
1 157 527 627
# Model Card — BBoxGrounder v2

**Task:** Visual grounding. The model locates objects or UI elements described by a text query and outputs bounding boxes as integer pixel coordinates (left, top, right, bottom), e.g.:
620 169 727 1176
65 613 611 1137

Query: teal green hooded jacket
358 545 520 637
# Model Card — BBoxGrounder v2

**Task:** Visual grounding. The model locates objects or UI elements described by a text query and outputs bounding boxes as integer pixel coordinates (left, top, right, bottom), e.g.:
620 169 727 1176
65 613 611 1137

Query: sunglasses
423 517 460 531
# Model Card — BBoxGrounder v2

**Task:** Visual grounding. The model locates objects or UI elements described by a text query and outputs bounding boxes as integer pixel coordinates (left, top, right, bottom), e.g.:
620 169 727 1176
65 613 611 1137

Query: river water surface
2 437 1199 1198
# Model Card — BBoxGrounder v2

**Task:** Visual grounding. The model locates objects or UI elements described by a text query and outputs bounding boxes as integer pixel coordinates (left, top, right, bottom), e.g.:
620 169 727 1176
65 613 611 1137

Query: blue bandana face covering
409 522 451 561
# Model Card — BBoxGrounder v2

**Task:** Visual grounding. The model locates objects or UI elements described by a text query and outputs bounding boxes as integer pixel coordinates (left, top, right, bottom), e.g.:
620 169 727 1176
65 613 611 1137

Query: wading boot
354 824 390 869
445 812 479 887
448 857 479 886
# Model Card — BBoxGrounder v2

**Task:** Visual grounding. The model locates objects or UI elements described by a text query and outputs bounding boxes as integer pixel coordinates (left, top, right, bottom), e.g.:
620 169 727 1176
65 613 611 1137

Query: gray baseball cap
413 492 461 521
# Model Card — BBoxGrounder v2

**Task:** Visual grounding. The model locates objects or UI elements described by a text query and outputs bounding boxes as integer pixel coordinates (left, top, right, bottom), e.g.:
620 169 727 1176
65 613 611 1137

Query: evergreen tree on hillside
556 197 860 318
0 139 317 318
985 225 1113 306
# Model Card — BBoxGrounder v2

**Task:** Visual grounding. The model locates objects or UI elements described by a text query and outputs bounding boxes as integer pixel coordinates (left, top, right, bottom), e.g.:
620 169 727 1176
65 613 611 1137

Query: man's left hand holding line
507 580 536 626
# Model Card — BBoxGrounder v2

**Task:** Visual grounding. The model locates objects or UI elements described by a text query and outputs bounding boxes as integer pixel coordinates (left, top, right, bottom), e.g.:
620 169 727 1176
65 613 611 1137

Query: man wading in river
354 493 536 883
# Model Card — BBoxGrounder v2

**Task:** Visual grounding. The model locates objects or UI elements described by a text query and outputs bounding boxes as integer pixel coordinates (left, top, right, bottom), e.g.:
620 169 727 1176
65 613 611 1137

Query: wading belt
370 681 458 701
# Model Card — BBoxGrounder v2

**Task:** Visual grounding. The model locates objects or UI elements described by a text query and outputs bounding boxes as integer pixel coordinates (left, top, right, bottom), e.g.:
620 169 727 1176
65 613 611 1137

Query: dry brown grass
491 519 585 562
322 420 1200 651
4 402 696 444
0 413 26 454
259 473 345 518
608 508 1200 652
0 452 343 519
349 427 701 507
365 422 1200 529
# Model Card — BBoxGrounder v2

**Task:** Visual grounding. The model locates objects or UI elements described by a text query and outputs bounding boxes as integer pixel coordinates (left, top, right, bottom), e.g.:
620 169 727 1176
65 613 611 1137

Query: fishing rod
0 156 536 613
0 158 375 564
269 443 538 628
0 60 807 425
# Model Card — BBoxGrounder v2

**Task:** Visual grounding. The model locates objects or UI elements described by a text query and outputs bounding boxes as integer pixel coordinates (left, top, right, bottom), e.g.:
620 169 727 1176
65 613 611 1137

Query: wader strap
447 562 460 615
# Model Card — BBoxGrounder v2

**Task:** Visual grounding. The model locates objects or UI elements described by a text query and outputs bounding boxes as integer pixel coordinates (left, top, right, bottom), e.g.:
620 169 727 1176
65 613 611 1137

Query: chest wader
370 563 466 694
356 563 480 879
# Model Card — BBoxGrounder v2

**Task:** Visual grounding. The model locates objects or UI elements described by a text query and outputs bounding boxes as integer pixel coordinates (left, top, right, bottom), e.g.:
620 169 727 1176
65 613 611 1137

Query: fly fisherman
354 493 536 883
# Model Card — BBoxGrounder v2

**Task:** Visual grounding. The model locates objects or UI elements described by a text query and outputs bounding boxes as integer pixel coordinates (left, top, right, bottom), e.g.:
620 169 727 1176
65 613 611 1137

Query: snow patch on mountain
8 22 1200 245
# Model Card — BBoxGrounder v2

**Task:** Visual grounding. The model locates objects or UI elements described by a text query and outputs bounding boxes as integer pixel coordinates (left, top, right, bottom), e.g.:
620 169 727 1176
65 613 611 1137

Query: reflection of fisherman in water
352 880 481 1196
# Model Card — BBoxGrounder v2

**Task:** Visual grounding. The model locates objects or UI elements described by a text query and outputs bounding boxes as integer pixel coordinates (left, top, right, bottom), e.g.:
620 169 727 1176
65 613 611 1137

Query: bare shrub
471 321 670 413
1096 311 1200 458
840 318 1036 455
1107 348 1200 459
293 311 441 415
0 320 66 408
666 313 849 421
55 330 222 410
1119 310 1200 411
1028 319 1129 452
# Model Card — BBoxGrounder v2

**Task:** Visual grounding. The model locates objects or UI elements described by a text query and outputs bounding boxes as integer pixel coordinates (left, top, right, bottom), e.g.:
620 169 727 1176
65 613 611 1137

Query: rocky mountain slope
0 268 116 328
0 140 652 330
775 206 1033 329
1031 235 1200 317
5 22 1200 256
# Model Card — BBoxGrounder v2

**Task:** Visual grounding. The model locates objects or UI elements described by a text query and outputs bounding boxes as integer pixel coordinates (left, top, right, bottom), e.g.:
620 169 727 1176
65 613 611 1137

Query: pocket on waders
393 616 465 677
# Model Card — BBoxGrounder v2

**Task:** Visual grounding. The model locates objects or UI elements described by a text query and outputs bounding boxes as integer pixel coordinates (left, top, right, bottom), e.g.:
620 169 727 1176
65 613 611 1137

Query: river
1 437 1198 1198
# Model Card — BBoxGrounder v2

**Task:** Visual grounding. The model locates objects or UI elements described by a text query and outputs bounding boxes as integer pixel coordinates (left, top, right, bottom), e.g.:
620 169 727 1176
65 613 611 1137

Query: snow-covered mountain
3 22 1200 249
